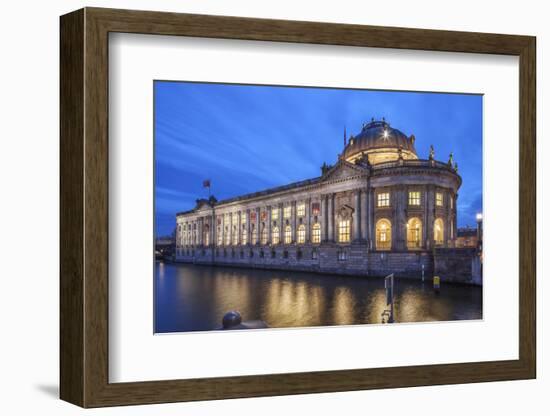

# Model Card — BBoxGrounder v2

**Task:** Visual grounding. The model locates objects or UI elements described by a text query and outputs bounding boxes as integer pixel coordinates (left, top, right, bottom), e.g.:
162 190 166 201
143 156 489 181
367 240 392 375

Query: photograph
153 81 483 333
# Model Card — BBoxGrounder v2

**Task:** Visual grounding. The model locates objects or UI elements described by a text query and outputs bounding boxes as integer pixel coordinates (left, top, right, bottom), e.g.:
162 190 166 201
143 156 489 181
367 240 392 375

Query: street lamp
476 212 483 223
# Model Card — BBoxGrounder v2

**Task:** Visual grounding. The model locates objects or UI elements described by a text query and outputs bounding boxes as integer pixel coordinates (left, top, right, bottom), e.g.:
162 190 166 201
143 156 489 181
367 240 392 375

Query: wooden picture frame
60 7 536 408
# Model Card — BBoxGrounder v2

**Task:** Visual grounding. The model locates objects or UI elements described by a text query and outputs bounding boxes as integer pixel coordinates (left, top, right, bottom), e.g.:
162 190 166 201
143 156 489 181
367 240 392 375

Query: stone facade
175 119 472 281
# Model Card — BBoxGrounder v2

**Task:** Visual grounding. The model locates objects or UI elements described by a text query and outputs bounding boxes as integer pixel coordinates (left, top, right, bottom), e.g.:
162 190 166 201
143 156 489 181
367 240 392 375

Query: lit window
312 223 321 244
272 227 280 244
231 214 238 225
224 226 230 246
217 227 222 246
232 226 238 245
408 191 421 206
406 218 422 249
376 219 391 250
251 224 257 245
297 224 306 244
271 208 279 221
204 225 210 246
241 225 247 245
436 192 443 207
377 192 390 207
261 225 268 245
241 212 247 223
338 220 350 243
434 218 444 245
283 206 291 219
284 225 292 244
297 203 305 217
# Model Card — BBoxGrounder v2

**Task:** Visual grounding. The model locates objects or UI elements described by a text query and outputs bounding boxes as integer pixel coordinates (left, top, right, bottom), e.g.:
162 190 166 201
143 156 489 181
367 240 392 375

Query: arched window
261 223 268 245
204 224 210 246
297 224 306 244
272 226 280 245
376 219 391 250
338 220 351 243
284 225 292 244
311 223 321 244
434 218 444 245
407 217 422 249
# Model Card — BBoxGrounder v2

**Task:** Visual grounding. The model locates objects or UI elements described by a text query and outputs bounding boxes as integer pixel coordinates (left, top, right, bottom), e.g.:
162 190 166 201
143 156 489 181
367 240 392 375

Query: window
377 192 390 207
241 212 247 223
232 226 238 245
284 225 292 244
261 224 268 245
311 249 319 260
434 218 444 245
297 203 305 217
311 202 320 216
297 249 303 260
283 250 289 259
231 214 238 225
338 220 351 243
436 192 443 207
204 225 210 246
271 250 276 259
407 217 422 249
224 226 230 246
297 224 306 244
312 223 321 244
337 250 348 261
241 225 247 245
272 227 280 244
376 219 392 250
408 191 421 206
260 250 264 258
251 224 257 245
271 208 279 221
217 227 222 246
283 206 291 219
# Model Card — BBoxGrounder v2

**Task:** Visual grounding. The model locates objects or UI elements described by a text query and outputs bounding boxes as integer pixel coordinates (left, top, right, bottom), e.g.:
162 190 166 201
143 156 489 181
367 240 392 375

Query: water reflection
154 262 482 333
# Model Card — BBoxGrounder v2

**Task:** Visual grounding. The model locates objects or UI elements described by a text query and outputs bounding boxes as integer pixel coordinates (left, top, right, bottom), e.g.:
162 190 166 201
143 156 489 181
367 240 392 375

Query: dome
342 119 418 165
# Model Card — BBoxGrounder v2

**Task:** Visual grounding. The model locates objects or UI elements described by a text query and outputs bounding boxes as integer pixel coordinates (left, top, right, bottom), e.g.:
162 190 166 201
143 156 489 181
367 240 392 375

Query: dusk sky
154 81 482 237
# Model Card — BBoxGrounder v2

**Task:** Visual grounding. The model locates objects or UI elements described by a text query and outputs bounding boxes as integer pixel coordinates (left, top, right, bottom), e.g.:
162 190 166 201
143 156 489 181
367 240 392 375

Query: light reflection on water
155 262 482 333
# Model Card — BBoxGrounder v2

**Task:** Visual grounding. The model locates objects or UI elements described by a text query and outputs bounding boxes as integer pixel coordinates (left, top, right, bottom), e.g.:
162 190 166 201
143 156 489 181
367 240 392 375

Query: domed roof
342 119 417 164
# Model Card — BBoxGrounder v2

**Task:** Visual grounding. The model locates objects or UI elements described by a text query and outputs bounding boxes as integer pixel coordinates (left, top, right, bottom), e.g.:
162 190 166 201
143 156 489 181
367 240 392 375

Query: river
155 261 482 333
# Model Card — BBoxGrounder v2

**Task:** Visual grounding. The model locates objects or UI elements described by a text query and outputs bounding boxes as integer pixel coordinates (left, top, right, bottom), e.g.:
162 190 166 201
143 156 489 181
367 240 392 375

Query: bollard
433 275 441 294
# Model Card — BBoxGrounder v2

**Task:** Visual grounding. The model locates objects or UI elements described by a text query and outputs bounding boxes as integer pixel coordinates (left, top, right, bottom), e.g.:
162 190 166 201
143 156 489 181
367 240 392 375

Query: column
210 212 215 248
328 193 334 242
266 206 272 245
321 195 327 242
368 186 375 249
237 210 241 245
354 189 361 241
197 217 206 246
426 186 435 250
394 187 407 251
422 188 429 247
361 186 368 244
305 198 311 243
255 207 261 245
291 200 297 243
228 213 232 246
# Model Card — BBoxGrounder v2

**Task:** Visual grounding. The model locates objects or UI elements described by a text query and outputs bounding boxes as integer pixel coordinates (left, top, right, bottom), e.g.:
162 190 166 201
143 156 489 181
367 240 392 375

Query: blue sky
155 81 482 236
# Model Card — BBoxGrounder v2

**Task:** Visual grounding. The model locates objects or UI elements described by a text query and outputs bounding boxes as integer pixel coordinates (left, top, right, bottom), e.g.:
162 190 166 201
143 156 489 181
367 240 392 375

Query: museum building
175 119 464 278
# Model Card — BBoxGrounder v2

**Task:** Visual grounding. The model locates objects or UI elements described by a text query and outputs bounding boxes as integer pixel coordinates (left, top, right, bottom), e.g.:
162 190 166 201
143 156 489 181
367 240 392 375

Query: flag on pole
203 179 211 188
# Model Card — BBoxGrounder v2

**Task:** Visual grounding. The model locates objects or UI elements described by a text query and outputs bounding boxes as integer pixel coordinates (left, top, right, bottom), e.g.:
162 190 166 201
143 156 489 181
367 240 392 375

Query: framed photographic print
60 7 536 408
